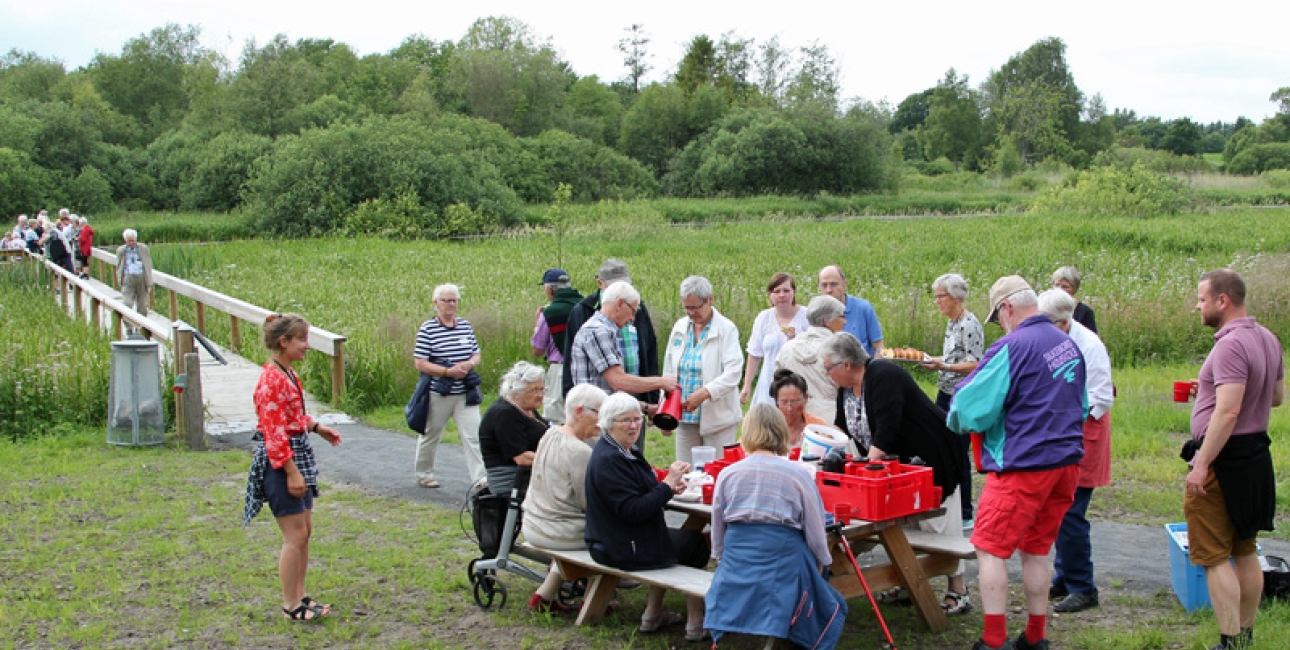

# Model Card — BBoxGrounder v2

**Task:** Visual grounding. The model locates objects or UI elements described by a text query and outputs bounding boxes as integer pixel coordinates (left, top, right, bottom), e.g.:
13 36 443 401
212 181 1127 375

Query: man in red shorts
1185 269 1283 650
947 276 1087 650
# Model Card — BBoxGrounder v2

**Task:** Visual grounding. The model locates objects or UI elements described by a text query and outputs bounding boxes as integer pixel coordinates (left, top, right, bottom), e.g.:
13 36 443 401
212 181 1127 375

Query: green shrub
912 157 955 177
63 165 115 213
664 107 890 197
243 115 523 237
1091 146 1210 174
0 147 52 216
342 192 432 240
1227 143 1290 175
1030 162 1191 217
1262 169 1290 189
179 131 273 212
520 129 658 201
1006 173 1048 191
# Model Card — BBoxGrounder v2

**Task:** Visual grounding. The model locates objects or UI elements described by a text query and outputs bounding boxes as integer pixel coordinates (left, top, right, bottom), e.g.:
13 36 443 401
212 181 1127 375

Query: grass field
3 428 1288 650
137 206 1290 414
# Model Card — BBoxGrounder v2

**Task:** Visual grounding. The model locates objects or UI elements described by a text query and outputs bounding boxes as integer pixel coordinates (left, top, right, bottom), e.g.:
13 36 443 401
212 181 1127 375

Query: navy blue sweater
583 435 676 570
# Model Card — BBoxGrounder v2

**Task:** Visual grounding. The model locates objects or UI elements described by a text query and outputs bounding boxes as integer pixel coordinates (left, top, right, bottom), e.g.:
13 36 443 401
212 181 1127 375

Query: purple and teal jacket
947 314 1087 473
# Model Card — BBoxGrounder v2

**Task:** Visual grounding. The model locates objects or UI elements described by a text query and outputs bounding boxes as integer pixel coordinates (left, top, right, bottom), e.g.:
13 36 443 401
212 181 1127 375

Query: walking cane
828 522 898 650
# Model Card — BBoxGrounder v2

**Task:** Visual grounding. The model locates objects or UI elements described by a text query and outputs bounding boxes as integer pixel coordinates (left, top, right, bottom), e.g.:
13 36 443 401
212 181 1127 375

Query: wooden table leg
680 514 707 531
573 572 621 626
878 527 949 632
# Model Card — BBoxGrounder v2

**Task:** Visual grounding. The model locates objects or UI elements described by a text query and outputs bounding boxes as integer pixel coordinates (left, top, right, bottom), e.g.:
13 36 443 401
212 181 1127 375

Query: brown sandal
417 478 440 488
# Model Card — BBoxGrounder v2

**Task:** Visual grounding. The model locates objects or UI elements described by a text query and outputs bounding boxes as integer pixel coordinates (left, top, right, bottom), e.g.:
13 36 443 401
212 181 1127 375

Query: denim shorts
263 465 314 517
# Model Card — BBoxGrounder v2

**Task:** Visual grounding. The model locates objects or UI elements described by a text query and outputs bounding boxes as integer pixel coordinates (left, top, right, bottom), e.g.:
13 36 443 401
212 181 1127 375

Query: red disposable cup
1173 381 1191 403
788 447 801 461
834 502 852 524
655 468 669 482
701 483 715 505
970 432 984 473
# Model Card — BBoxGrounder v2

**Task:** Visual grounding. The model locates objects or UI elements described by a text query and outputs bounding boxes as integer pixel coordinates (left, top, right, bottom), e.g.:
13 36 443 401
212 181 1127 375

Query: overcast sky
3 0 1286 124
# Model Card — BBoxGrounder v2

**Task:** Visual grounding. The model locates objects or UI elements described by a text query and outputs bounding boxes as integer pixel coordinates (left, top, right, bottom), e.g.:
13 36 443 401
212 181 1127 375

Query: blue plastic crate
1166 522 1212 611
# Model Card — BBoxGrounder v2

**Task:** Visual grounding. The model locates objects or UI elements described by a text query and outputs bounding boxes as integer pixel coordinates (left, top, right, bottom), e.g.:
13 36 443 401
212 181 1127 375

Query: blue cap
541 268 569 284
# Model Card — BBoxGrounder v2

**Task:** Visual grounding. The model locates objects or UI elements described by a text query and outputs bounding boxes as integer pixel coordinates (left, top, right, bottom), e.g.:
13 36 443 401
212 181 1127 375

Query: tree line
2 19 1288 237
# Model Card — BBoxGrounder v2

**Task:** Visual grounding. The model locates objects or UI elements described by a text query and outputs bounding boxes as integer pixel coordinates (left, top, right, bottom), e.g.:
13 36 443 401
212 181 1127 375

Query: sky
3 0 1287 124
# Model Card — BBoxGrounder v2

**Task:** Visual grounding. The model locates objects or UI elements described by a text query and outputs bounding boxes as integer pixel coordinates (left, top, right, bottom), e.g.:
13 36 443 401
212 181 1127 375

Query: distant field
137 206 1290 414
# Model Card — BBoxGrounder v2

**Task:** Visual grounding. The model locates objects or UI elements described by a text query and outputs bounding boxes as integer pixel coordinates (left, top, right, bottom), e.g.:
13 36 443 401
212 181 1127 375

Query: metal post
184 352 205 451
174 323 194 437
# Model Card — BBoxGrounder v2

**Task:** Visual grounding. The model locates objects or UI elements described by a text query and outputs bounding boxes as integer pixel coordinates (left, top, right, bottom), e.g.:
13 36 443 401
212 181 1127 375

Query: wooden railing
84 248 348 403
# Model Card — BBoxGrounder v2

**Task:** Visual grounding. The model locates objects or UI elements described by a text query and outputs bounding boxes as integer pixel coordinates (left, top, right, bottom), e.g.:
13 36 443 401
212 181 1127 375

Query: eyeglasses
934 293 952 301
620 299 640 314
682 300 708 312
523 386 545 395
437 298 459 303
823 361 844 373
777 398 805 408
614 416 644 427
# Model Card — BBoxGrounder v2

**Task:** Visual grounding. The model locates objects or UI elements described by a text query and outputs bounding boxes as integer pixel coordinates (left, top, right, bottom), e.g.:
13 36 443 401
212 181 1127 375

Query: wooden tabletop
666 498 945 538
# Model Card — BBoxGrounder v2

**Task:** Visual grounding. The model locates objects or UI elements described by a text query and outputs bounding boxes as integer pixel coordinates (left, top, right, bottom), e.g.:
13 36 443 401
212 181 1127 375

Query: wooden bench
904 530 977 560
519 543 711 626
520 543 792 649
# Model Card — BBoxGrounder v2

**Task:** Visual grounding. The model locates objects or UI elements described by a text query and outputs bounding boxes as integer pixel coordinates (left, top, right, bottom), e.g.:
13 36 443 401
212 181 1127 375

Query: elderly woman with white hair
662 275 744 464
584 392 709 641
775 295 847 422
521 383 608 613
413 283 484 488
919 272 984 526
1037 288 1114 613
1051 265 1097 333
478 360 550 496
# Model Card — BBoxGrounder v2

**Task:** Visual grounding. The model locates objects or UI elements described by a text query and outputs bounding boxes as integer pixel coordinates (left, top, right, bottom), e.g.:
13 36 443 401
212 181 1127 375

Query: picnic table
666 499 960 632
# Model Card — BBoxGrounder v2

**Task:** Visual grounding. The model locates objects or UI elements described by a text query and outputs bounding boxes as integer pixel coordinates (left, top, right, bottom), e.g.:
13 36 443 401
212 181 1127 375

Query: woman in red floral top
244 313 342 621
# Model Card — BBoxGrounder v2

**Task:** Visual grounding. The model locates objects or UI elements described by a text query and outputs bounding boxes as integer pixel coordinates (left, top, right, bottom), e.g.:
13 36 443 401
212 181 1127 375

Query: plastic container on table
816 462 940 522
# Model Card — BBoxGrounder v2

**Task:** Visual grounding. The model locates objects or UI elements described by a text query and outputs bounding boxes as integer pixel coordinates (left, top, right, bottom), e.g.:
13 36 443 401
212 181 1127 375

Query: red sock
1025 614 1047 644
983 614 1008 648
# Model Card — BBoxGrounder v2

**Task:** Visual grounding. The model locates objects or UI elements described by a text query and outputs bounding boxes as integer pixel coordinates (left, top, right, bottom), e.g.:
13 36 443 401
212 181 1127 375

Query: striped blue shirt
414 317 480 395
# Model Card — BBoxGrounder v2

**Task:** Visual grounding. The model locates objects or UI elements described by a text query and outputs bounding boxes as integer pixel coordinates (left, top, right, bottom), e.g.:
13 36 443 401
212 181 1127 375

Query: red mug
1173 381 1192 403
701 483 715 505
834 502 852 525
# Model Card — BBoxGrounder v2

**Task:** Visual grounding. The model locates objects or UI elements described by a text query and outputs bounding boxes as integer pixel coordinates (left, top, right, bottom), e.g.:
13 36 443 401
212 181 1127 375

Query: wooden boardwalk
46 267 352 437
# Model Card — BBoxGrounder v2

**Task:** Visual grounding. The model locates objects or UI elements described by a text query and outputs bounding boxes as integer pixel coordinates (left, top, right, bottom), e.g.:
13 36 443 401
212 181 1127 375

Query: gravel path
212 421 1290 598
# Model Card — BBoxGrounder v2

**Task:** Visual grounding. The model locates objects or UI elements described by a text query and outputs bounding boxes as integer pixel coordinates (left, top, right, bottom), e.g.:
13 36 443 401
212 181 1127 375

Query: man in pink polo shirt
1185 269 1284 650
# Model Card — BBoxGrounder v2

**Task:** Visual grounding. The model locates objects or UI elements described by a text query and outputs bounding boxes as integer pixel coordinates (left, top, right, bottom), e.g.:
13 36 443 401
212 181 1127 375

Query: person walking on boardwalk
242 313 343 621
115 229 153 317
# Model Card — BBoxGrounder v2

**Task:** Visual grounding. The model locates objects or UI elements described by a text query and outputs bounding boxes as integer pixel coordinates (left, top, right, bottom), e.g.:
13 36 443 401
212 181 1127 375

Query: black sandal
283 604 324 621
301 596 331 616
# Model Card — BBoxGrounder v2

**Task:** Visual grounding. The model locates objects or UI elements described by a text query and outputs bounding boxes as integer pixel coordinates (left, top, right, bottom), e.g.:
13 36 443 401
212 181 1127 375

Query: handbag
405 372 433 434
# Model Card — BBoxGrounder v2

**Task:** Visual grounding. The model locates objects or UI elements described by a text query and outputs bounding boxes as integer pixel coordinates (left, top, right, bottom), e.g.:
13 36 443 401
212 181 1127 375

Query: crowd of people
8 210 95 278
237 259 1279 650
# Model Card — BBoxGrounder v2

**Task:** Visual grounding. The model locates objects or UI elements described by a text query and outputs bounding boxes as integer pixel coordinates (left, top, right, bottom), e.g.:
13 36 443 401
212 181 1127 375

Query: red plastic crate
815 463 941 522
